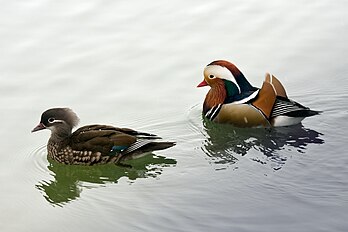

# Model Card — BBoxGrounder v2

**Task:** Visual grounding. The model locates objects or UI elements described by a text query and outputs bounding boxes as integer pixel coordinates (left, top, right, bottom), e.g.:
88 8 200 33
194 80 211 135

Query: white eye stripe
48 118 64 124
204 65 241 93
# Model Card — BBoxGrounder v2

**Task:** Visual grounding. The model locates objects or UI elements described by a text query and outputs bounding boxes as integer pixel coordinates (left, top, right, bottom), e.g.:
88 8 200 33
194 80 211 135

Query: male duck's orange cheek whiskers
197 80 208 87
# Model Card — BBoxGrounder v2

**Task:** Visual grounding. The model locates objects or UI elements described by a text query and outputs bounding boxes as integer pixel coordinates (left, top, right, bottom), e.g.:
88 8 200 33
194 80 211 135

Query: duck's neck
203 80 226 115
48 126 72 144
219 61 256 92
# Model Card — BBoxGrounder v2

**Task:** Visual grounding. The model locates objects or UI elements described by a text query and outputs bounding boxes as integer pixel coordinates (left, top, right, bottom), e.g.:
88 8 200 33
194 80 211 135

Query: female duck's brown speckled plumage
32 108 175 165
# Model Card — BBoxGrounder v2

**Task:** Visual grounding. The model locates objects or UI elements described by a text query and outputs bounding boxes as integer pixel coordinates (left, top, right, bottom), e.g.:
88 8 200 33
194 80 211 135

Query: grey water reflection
202 120 324 170
36 154 176 206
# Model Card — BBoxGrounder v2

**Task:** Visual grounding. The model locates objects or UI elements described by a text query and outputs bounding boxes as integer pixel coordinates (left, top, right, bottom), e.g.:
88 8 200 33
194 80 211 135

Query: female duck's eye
48 118 55 123
209 75 215 79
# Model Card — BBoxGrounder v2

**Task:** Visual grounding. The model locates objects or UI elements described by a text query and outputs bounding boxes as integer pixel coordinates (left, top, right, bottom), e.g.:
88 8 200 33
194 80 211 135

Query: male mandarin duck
32 108 175 165
197 60 320 127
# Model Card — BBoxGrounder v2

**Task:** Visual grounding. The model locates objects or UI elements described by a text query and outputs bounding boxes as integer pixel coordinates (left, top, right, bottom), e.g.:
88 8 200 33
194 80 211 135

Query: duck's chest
207 103 271 128
47 142 74 164
47 142 59 160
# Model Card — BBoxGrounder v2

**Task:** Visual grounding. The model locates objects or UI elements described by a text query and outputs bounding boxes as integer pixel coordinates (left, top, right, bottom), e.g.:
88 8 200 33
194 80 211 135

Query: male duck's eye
209 75 215 79
48 118 55 123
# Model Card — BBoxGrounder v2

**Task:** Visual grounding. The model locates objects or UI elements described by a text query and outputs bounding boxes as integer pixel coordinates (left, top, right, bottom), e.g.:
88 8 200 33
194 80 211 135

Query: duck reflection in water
36 154 176 206
201 120 324 170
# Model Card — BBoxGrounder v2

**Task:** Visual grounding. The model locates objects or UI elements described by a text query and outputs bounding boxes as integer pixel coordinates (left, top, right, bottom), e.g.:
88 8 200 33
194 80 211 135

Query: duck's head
32 108 80 137
197 60 255 93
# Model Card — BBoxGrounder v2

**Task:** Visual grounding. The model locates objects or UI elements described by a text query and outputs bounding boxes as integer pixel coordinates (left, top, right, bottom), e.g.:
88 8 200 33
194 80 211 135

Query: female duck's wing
69 125 172 158
74 124 160 138
69 125 138 155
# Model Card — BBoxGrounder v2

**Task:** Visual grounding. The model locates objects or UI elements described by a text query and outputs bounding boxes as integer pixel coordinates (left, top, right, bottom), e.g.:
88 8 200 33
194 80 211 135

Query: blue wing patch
109 145 128 156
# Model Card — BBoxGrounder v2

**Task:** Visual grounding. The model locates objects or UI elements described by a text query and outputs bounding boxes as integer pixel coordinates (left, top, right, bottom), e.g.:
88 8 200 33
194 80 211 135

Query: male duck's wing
265 73 287 98
271 96 321 118
252 73 287 119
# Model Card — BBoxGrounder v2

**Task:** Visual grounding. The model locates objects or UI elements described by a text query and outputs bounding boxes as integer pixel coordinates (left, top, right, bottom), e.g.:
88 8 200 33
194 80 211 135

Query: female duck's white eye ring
48 117 55 123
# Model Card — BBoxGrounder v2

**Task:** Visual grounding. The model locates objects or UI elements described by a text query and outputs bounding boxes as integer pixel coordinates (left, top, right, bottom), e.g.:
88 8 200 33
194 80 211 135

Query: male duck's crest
32 108 175 165
197 60 320 127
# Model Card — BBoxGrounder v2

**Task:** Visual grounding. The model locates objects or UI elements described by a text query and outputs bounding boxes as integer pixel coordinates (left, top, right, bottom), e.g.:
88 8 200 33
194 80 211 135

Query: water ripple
25 145 50 180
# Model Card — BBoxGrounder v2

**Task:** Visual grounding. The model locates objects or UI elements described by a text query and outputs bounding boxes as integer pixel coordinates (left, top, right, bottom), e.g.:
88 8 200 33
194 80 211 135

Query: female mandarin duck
197 60 320 127
32 108 175 165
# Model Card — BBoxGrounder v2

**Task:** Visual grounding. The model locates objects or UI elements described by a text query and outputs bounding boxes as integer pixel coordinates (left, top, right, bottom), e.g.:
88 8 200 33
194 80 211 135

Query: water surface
0 0 347 231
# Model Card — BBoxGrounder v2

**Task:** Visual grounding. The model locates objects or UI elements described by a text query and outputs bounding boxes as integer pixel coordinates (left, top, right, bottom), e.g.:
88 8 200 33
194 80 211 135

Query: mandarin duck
197 60 320 127
32 108 175 165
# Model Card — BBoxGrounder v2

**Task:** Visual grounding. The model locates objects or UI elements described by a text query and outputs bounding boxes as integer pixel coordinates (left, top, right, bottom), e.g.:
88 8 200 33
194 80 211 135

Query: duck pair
32 60 320 165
